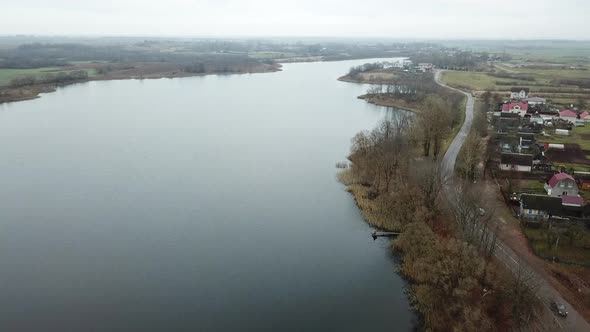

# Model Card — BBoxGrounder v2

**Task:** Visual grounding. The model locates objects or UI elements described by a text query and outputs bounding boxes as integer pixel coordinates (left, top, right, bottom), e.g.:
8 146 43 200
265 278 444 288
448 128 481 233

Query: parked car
550 300 568 317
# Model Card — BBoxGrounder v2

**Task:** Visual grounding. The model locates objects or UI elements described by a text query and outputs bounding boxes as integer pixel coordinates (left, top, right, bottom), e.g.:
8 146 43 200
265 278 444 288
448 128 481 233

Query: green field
0 67 98 87
441 71 499 91
537 125 590 150
0 68 60 86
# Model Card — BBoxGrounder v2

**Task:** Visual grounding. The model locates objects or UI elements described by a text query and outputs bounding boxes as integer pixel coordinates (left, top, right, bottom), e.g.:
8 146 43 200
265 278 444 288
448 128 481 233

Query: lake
0 59 416 331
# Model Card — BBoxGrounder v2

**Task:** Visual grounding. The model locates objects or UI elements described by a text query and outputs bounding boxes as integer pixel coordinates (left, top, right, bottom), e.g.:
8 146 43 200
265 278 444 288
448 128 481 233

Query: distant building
500 153 533 172
559 109 578 123
525 96 546 105
545 173 579 197
502 101 529 117
417 63 433 72
580 111 590 122
520 194 562 222
510 87 530 100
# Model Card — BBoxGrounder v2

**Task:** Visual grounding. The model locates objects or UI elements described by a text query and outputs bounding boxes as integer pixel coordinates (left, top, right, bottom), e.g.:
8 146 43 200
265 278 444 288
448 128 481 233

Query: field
0 68 59 86
0 67 100 87
538 125 590 151
441 65 590 106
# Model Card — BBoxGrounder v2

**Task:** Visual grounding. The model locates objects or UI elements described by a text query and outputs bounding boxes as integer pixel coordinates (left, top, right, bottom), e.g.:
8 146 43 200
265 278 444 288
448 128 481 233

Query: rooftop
526 97 547 102
501 153 533 166
511 87 530 93
559 110 578 118
548 173 575 188
521 194 562 214
561 195 585 207
502 101 529 112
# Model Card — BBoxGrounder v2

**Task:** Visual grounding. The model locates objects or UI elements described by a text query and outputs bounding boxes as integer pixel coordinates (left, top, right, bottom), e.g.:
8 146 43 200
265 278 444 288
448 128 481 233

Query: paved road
435 70 590 332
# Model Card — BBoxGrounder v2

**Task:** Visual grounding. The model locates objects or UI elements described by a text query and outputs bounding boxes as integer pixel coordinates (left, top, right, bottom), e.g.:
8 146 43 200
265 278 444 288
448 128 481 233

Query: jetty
371 230 402 240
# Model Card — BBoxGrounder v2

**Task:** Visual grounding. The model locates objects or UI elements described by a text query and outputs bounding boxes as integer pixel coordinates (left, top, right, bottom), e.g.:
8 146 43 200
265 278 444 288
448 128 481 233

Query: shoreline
357 94 421 113
0 64 282 104
337 74 422 113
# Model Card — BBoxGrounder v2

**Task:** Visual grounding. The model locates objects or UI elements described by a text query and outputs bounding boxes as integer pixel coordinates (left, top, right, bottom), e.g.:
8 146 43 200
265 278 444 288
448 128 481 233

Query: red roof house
502 102 528 117
548 173 574 188
559 110 578 123
502 102 528 112
545 173 578 197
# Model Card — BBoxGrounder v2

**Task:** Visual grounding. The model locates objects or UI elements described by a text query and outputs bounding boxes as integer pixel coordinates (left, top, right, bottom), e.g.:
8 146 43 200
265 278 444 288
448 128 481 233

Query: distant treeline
411 50 499 71
0 42 264 69
10 70 89 87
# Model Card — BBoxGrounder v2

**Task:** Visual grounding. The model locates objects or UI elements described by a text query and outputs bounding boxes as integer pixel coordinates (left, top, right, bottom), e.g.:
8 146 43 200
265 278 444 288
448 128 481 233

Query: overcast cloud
2 0 588 39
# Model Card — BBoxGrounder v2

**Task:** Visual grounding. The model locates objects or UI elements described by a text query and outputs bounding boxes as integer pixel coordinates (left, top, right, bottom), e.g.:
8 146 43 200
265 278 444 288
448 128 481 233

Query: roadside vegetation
338 115 545 331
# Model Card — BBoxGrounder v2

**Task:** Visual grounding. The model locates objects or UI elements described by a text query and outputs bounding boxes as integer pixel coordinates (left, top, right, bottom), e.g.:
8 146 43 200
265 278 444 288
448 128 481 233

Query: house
561 195 585 207
545 173 579 197
502 101 529 117
418 63 433 72
500 153 533 172
525 97 546 106
580 111 590 123
559 109 578 123
520 194 562 222
510 87 530 100
579 179 590 190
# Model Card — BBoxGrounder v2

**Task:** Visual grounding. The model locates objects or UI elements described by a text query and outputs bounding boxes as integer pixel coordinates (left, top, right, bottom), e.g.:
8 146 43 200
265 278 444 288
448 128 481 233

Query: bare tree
509 260 542 327
411 159 448 211
415 95 451 158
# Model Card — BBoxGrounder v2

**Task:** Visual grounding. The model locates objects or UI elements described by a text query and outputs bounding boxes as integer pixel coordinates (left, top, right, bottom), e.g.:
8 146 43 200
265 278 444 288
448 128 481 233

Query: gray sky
2 0 589 39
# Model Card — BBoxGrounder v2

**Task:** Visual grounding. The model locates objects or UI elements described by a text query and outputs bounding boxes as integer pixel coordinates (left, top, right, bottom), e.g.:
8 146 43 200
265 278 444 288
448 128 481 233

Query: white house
544 173 578 197
500 153 533 172
510 87 530 100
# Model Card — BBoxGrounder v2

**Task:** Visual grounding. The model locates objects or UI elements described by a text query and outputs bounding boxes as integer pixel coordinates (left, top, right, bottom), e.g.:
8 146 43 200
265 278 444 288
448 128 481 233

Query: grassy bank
357 94 421 113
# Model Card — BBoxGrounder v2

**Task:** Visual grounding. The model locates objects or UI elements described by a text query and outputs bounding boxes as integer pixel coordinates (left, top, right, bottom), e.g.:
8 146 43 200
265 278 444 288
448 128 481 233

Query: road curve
436 70 474 178
434 70 590 332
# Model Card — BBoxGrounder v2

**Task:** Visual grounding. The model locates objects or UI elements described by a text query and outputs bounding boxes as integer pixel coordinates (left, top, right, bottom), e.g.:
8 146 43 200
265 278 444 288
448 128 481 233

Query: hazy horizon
3 0 589 40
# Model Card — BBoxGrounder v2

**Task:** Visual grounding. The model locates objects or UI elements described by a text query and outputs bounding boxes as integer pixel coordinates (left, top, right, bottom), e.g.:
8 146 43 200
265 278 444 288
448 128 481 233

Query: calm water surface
0 59 416 331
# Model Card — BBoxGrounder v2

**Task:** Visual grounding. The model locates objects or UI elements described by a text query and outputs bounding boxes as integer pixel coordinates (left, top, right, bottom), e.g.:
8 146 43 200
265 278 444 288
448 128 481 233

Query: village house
502 101 529 118
500 153 533 172
510 87 530 100
519 194 562 222
524 96 546 106
418 63 433 72
580 111 590 122
559 109 578 124
545 173 579 197
579 178 590 190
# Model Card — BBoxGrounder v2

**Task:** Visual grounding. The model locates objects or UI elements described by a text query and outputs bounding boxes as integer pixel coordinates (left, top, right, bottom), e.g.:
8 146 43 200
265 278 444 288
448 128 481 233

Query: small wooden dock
371 230 402 240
